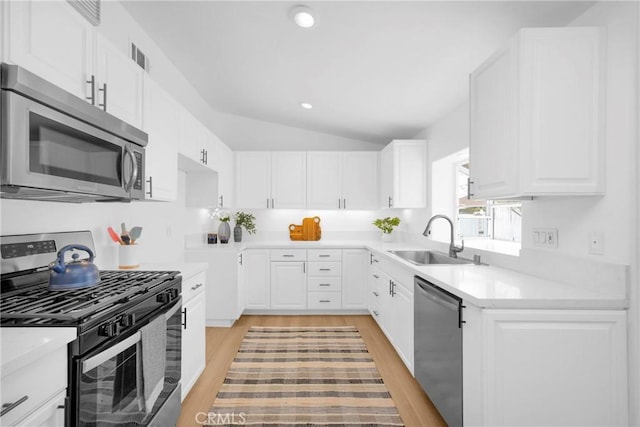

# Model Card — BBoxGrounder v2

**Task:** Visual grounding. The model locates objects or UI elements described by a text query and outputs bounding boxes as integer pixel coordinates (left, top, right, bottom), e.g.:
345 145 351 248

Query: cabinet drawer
182 271 206 302
308 292 342 309
271 250 307 261
307 262 342 276
1 346 67 425
307 249 342 261
308 276 342 292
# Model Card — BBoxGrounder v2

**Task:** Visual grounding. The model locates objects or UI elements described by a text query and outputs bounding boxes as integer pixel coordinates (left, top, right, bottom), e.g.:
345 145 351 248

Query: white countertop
189 240 628 310
1 327 77 377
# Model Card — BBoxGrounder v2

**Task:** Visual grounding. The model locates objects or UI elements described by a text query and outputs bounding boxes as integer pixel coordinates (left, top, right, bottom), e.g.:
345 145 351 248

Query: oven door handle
82 331 141 373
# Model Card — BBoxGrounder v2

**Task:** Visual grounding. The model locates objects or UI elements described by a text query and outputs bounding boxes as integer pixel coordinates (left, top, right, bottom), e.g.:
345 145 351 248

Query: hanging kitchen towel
141 314 167 413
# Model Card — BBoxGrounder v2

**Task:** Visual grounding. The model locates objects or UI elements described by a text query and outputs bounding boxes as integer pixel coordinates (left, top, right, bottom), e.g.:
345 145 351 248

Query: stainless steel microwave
0 63 147 202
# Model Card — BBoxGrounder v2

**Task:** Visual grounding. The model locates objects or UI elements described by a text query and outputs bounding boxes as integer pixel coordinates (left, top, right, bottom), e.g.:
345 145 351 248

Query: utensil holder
118 244 139 269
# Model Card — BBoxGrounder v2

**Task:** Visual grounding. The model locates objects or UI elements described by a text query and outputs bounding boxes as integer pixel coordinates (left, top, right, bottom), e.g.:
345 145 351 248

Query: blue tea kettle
48 245 100 291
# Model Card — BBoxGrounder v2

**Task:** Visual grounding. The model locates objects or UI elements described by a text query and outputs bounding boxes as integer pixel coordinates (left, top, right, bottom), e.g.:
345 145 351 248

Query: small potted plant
373 217 400 242
233 211 256 242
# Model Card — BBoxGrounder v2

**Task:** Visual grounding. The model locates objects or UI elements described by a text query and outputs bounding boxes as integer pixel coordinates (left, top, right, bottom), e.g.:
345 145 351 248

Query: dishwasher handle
415 278 461 313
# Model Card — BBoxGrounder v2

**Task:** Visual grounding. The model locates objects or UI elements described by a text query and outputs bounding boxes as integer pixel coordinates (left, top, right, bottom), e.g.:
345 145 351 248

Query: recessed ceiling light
290 5 315 29
300 102 313 110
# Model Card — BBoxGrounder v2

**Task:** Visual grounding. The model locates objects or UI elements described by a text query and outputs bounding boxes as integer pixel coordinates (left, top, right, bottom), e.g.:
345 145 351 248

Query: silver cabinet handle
146 176 153 198
372 310 379 317
467 177 474 199
319 254 331 258
388 196 393 208
319 283 331 287
239 253 243 265
303 262 306 273
182 307 187 330
282 254 295 257
319 268 331 271
319 300 331 303
271 198 275 208
86 75 96 105
1 395 28 417
219 195 224 207
98 82 107 111
373 291 379 297
343 198 347 209
373 274 380 279
267 198 270 208
338 198 341 209
191 283 203 291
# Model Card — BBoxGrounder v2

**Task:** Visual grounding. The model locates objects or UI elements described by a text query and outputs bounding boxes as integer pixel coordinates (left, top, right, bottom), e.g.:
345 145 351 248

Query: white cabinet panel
95 35 144 128
380 140 427 208
271 261 307 309
7 0 93 100
470 27 604 199
244 249 271 309
482 309 627 426
342 249 368 310
143 79 178 201
181 279 206 401
306 152 342 209
271 152 306 209
235 152 271 209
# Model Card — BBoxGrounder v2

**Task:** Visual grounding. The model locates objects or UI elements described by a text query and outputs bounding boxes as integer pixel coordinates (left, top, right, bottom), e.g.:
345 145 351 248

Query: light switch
533 228 558 248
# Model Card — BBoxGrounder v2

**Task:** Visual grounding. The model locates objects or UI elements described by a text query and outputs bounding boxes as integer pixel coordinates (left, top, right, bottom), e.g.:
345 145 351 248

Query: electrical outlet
588 232 604 255
533 228 558 248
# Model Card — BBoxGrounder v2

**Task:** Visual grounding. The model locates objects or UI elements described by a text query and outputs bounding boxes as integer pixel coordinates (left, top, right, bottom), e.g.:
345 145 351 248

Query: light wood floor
178 315 446 427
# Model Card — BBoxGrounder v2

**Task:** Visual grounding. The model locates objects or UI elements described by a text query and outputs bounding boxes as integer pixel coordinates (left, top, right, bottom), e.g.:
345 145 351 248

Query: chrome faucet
423 214 464 258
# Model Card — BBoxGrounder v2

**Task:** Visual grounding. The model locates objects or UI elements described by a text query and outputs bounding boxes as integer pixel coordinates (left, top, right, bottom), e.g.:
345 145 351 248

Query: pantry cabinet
143 79 178 201
235 152 306 209
306 152 378 210
469 27 605 199
380 140 427 209
5 1 145 128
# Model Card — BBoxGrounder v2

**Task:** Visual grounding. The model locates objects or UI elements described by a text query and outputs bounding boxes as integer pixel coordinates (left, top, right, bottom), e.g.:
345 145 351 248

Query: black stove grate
0 270 179 324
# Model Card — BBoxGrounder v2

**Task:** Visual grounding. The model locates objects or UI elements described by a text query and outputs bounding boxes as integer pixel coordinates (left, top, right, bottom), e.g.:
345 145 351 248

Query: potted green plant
373 217 400 242
233 211 256 242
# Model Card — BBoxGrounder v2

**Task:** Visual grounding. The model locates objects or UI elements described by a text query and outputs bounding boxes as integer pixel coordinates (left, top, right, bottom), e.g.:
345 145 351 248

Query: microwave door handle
123 145 138 192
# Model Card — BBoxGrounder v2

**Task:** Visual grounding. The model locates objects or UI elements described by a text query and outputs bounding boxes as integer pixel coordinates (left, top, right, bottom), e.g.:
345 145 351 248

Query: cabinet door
244 249 271 309
519 28 604 195
14 390 66 427
271 152 306 209
270 262 307 309
390 282 414 372
483 309 627 426
217 143 235 208
306 152 342 209
342 152 379 209
342 249 368 309
392 141 427 208
469 40 519 199
143 79 178 201
7 0 94 100
380 145 394 208
235 152 271 209
95 35 144 128
237 252 246 315
181 292 206 400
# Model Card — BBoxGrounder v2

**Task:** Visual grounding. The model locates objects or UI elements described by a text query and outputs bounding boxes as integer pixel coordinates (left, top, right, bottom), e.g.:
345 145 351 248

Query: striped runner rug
207 326 404 426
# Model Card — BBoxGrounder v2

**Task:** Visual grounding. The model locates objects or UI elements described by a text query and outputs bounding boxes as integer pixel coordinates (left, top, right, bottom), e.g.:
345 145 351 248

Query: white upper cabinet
143 79 178 201
95 35 144 129
380 140 428 209
5 1 144 128
235 152 306 209
179 110 215 169
6 0 94 100
469 27 605 199
307 152 379 210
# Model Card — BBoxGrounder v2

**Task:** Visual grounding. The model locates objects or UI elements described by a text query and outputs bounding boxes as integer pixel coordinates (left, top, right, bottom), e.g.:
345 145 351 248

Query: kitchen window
456 160 522 245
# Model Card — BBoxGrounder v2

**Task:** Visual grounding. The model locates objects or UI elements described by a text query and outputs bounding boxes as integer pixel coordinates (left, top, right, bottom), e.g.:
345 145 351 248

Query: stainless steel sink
388 250 473 265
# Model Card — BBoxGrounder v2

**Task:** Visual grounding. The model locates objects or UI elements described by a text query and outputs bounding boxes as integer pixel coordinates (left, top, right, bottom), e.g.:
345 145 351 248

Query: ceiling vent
66 0 100 26
131 43 149 72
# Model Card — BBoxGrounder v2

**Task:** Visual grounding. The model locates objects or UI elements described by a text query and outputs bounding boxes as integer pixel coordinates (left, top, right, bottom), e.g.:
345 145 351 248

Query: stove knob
156 291 169 303
169 288 179 300
99 321 120 337
119 313 135 328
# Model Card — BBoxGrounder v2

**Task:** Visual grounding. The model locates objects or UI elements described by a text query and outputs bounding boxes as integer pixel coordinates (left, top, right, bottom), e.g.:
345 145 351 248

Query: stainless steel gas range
0 231 183 426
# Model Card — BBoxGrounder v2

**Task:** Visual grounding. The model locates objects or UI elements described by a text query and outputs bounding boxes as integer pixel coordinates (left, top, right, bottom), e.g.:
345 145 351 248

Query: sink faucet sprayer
423 214 464 258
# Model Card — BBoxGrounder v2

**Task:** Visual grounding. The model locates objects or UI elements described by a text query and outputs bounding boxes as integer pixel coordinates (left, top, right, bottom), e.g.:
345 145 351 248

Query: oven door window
29 112 122 187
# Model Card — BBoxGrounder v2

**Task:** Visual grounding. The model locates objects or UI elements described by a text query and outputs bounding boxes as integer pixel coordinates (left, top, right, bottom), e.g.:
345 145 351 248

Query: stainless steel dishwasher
414 276 463 427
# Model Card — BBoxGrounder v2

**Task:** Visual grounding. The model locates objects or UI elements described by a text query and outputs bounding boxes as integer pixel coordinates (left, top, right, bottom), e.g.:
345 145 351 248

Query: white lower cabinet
342 249 368 309
368 251 414 373
244 249 271 310
463 308 628 427
15 390 65 427
271 261 307 309
181 271 206 401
